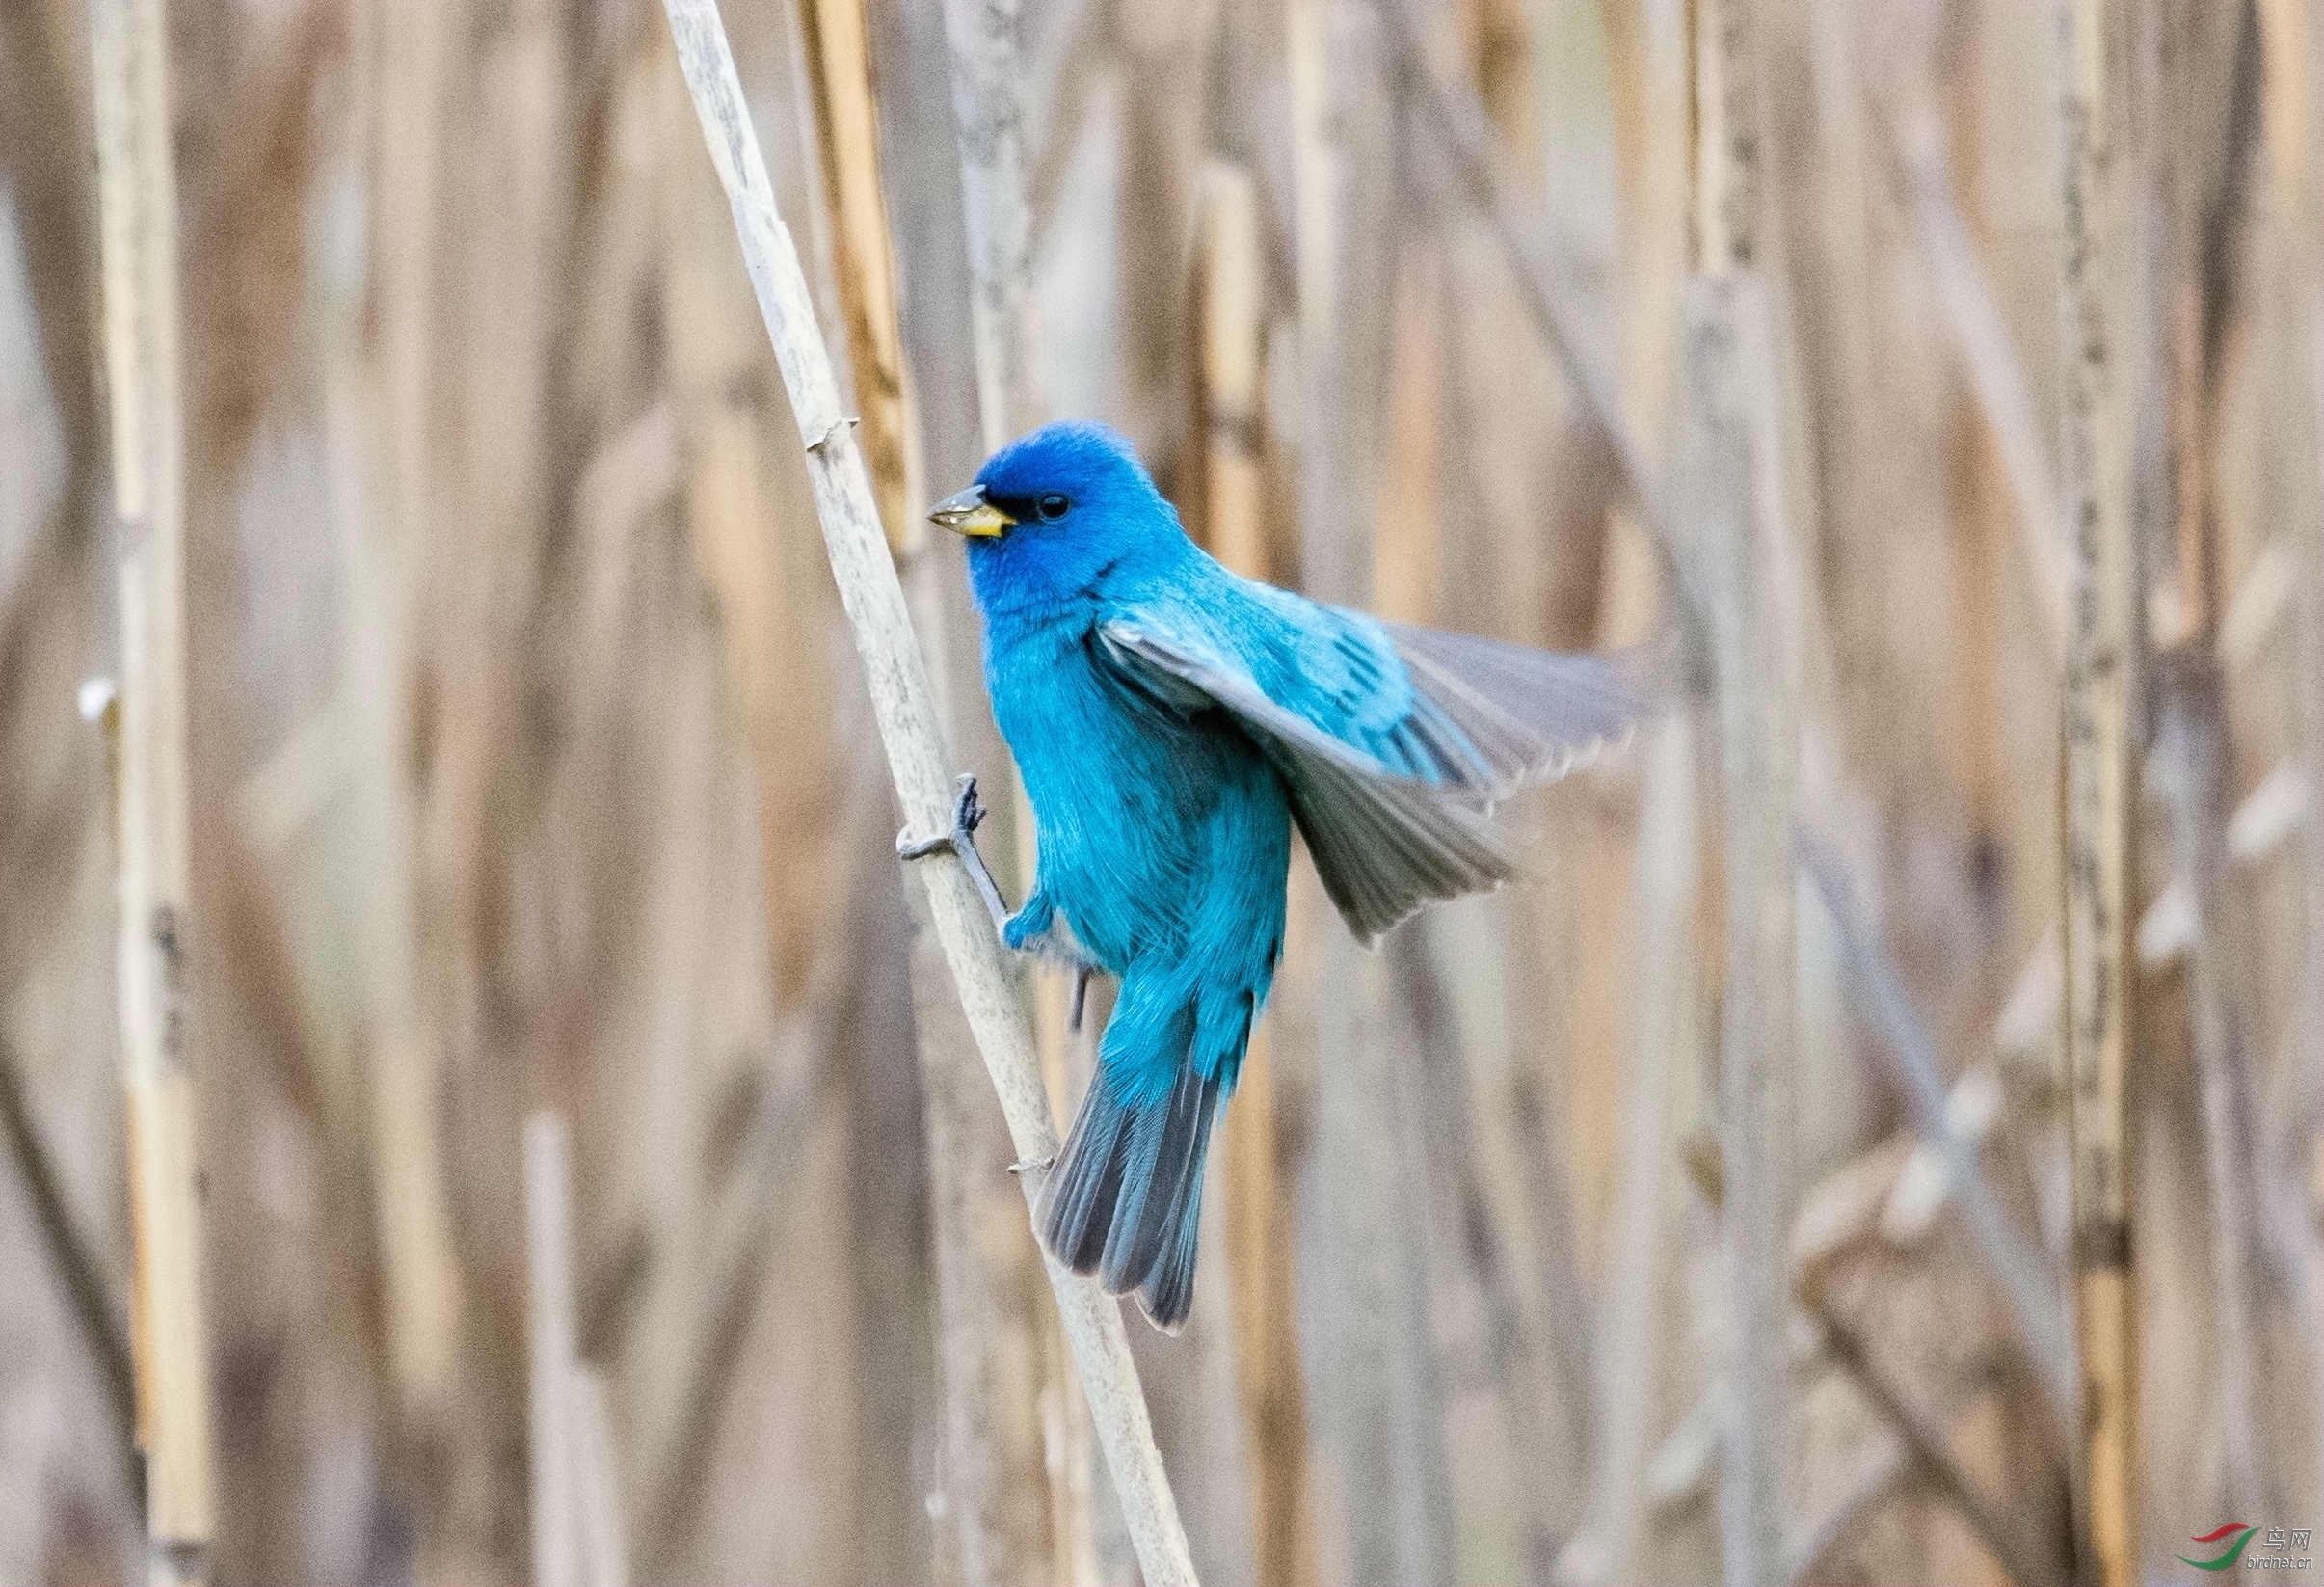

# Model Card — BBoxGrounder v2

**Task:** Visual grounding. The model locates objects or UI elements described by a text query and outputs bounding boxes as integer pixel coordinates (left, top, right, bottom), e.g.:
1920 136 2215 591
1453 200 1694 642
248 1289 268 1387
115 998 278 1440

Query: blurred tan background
2 0 2322 1581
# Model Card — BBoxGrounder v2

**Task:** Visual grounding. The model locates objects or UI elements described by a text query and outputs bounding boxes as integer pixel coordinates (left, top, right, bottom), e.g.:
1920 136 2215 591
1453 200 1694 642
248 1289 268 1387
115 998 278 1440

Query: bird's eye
1036 493 1070 521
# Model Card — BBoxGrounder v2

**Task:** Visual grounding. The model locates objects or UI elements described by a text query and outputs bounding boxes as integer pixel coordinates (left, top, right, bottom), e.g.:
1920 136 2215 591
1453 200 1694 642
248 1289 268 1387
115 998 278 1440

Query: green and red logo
2179 1523 2258 1571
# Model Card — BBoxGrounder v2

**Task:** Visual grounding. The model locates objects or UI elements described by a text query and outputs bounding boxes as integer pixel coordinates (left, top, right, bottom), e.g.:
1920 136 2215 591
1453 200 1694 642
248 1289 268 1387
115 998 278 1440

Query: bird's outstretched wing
1097 583 1645 943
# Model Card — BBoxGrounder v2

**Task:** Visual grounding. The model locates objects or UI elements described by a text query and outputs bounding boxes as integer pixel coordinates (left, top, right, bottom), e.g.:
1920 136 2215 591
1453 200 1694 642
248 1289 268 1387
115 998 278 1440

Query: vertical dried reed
524 1113 582 1587
87 0 218 1579
2055 0 2141 1576
572 1366 630 1587
654 7 1196 1584
1677 277 1796 1587
936 0 1042 449
1191 164 1270 581
365 0 468 1426
795 0 922 556
1589 718 1699 1585
1687 1 1798 1581
523 1117 628 1587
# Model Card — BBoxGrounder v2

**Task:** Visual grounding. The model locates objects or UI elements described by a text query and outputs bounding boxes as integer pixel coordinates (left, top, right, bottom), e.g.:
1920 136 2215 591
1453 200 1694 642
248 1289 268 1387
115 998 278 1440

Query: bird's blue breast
983 601 1287 976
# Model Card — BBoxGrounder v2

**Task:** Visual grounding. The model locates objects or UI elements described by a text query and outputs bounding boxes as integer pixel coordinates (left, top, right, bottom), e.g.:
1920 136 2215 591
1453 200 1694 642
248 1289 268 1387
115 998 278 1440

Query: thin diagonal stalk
1376 0 1713 653
1806 1308 2062 1587
788 5 1021 1579
0 1032 137 1488
1870 91 2069 661
2157 664 2277 1520
1797 835 2077 1440
654 8 1196 1584
1376 0 1647 510
2151 0 2275 1521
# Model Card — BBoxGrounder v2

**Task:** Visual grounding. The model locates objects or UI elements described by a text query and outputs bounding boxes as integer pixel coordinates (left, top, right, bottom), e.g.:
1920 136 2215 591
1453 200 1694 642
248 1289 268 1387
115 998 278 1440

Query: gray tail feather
1038 1064 1223 1331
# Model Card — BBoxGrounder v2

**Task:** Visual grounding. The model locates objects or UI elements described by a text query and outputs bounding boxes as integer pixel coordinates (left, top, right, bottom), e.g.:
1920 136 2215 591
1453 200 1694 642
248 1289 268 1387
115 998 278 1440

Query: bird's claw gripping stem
897 773 1012 938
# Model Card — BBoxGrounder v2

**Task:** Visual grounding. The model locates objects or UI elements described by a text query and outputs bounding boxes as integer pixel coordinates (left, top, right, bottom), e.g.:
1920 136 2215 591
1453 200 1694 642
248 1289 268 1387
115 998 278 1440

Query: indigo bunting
910 422 1641 1330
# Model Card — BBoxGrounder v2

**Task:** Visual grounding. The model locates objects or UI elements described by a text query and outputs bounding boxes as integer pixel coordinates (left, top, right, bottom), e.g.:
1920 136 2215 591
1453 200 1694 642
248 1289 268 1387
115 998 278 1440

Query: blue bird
912 421 1643 1331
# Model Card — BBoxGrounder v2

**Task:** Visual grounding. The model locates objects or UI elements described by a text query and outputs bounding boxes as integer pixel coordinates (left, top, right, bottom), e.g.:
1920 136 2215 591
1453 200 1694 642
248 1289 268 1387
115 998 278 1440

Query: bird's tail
1038 1060 1223 1332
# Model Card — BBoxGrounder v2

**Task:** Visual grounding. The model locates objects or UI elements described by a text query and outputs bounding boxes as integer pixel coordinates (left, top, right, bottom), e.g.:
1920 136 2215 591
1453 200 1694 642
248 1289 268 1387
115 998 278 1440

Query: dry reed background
0 0 2320 1581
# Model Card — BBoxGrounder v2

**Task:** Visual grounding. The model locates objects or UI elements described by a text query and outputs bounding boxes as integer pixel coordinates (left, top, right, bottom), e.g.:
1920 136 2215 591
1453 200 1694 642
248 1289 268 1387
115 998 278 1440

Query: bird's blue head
928 422 1187 619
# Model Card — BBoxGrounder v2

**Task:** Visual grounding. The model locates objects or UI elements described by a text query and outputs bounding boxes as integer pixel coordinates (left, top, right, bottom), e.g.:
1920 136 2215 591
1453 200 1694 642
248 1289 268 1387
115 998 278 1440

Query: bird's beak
928 484 1014 538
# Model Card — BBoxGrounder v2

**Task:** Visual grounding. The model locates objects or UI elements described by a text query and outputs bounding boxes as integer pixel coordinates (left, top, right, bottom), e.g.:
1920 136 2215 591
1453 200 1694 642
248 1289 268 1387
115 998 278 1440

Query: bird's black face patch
987 490 1073 525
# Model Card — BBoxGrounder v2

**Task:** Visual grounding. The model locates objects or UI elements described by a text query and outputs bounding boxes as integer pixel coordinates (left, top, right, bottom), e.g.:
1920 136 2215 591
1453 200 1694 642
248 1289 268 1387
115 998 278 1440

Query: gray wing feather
1272 737 1515 944
1384 621 1646 791
1101 620 1525 944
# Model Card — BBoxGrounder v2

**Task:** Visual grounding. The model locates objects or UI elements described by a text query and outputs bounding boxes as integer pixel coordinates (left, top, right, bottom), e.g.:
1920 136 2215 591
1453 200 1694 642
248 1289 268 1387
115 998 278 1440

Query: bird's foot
1006 1154 1056 1176
896 774 1012 937
1006 911 1099 1030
